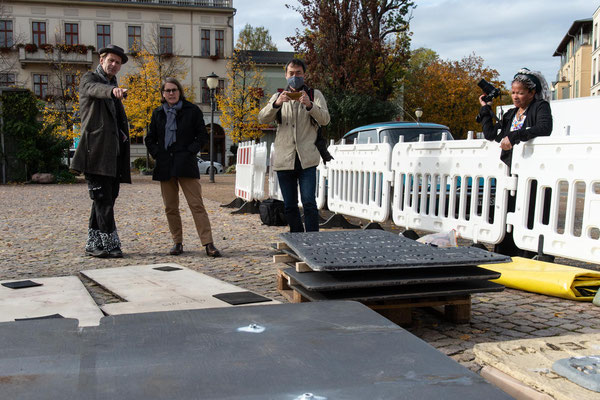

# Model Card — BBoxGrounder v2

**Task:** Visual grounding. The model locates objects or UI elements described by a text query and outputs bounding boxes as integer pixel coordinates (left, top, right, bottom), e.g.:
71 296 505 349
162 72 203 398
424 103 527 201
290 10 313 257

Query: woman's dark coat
71 70 131 183
145 100 208 181
478 98 552 166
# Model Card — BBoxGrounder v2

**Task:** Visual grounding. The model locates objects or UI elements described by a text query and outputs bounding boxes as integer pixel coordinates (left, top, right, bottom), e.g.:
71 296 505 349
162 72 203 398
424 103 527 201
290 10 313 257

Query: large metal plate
283 266 501 291
291 280 505 302
280 230 510 271
0 301 512 400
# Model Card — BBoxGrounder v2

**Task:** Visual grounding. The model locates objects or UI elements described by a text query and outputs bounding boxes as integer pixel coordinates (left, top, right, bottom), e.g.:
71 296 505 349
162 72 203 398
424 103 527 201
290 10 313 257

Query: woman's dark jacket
477 98 552 166
145 100 208 181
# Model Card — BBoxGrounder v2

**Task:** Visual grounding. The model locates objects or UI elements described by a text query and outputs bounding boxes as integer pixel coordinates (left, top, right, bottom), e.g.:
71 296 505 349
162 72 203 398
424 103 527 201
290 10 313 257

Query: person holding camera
258 58 330 233
71 44 130 258
477 68 553 258
477 68 552 167
145 77 221 258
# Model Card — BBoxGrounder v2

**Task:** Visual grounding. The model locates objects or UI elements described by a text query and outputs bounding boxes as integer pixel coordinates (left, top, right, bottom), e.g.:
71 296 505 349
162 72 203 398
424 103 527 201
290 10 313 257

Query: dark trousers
276 157 318 233
86 174 120 234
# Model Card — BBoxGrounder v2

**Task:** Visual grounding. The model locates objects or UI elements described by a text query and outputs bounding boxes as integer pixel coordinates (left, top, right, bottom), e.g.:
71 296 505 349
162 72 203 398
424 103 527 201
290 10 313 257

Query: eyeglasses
163 88 179 94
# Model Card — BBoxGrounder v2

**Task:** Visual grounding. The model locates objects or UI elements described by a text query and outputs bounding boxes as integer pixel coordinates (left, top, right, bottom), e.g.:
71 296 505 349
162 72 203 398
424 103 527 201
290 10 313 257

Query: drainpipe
190 9 195 102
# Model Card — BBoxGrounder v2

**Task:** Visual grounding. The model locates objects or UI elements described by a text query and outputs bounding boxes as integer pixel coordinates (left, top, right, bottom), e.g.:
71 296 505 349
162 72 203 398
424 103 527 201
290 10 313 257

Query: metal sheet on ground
0 276 103 327
474 333 600 400
81 264 277 315
0 301 513 400
291 280 504 302
283 266 501 291
280 230 510 271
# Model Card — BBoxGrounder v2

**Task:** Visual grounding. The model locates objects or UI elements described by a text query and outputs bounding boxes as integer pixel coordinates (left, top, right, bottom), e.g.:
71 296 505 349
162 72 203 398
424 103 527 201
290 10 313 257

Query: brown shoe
205 243 221 258
169 243 183 255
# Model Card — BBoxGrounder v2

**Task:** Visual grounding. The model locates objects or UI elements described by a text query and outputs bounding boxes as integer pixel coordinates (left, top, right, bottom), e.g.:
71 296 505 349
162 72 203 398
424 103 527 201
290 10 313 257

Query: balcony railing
80 0 233 7
19 48 93 66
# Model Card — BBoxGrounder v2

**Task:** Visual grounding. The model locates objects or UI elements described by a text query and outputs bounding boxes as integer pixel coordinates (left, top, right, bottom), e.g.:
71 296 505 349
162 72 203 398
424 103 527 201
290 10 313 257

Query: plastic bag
416 229 458 247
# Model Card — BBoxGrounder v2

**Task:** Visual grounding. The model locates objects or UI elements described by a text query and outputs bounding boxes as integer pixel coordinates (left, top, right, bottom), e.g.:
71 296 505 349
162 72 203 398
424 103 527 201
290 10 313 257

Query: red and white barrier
234 141 255 201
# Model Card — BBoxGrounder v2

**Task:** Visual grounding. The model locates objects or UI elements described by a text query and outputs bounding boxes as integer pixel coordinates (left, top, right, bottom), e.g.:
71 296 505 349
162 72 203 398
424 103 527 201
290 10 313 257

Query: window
215 29 224 57
33 74 48 98
201 78 224 104
0 73 15 86
97 25 110 50
0 20 13 48
159 27 173 54
201 29 210 57
65 74 78 97
128 26 141 52
65 23 79 45
32 22 46 46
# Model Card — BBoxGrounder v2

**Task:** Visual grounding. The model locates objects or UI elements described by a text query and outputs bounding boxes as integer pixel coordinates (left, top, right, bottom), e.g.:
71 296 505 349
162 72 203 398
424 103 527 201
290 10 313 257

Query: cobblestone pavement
1 174 599 373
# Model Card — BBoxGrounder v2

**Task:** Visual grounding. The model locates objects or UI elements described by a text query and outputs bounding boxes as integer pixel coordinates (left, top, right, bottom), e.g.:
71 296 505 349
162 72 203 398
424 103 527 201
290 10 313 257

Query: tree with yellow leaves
216 50 268 143
41 66 82 142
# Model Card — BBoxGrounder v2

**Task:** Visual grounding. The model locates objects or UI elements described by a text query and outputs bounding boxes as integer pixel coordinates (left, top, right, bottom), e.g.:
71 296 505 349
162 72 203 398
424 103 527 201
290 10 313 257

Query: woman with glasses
145 77 221 257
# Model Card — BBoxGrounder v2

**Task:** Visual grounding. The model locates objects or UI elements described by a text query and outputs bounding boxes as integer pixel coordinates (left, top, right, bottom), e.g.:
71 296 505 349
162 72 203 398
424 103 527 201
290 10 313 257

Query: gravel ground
1 173 599 374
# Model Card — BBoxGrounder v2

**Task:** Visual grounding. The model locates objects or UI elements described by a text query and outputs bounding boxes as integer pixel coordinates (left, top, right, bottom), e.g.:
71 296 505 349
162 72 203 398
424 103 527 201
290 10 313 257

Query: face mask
287 76 304 90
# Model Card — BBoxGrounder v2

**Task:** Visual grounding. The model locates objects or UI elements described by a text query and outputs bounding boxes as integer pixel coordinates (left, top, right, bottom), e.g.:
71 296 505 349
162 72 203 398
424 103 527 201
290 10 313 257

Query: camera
477 79 500 103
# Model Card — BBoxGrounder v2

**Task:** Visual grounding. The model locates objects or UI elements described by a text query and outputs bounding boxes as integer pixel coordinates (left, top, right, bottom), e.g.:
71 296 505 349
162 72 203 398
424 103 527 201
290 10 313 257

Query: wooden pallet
272 243 313 272
276 268 472 325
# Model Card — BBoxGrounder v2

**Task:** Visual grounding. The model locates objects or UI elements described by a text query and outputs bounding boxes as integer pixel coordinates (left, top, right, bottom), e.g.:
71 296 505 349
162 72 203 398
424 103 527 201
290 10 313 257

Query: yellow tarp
481 257 600 301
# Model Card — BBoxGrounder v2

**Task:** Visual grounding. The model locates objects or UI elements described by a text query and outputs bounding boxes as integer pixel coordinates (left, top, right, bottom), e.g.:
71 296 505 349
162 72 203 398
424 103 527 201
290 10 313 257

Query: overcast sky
233 0 599 87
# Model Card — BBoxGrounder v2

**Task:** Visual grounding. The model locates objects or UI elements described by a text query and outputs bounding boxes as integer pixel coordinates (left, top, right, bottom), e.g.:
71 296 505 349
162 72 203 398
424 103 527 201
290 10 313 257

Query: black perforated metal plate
283 266 501 291
279 230 510 271
0 302 512 400
291 280 505 302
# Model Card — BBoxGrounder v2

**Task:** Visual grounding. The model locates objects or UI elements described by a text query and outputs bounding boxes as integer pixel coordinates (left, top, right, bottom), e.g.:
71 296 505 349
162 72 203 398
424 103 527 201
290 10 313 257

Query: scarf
96 63 116 85
162 101 183 149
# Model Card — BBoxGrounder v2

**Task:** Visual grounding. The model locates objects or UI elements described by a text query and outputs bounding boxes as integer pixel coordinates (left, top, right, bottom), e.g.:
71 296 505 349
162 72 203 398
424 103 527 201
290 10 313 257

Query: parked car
197 157 224 174
341 121 454 145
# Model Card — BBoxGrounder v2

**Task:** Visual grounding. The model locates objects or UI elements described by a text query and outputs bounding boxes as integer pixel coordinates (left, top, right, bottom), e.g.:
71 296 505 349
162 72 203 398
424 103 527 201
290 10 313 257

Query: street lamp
415 108 423 123
206 72 219 183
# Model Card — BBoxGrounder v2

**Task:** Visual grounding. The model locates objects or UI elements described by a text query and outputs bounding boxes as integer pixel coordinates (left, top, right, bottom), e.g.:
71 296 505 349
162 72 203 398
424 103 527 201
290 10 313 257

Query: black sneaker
108 248 123 258
86 247 109 258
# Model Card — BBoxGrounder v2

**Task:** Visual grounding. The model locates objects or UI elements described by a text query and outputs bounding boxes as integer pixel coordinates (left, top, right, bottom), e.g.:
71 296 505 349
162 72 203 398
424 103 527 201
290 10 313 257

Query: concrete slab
0 276 103 327
474 333 600 400
81 263 278 315
0 301 513 400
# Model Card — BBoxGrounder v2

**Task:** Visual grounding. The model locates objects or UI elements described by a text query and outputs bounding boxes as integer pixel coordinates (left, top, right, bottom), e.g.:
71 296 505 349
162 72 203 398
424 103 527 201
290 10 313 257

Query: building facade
0 0 235 166
552 18 592 100
591 6 600 96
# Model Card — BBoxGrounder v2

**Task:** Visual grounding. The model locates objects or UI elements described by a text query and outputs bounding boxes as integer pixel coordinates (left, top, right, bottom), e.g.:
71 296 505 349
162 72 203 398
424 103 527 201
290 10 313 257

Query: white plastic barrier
252 142 268 201
316 160 327 210
509 135 600 263
268 143 283 201
326 140 394 223
391 135 513 244
234 141 255 201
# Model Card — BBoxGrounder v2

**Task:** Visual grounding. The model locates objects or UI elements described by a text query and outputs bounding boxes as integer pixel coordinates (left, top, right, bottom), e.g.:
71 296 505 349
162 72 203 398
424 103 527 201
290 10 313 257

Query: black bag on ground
259 199 287 226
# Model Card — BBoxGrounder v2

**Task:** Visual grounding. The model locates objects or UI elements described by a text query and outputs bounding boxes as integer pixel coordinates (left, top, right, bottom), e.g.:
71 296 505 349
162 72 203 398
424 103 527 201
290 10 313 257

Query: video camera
477 79 500 103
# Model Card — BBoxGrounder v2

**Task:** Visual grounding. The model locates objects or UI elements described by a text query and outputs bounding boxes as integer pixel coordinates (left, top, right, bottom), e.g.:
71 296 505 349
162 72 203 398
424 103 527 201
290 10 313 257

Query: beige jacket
258 89 330 171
